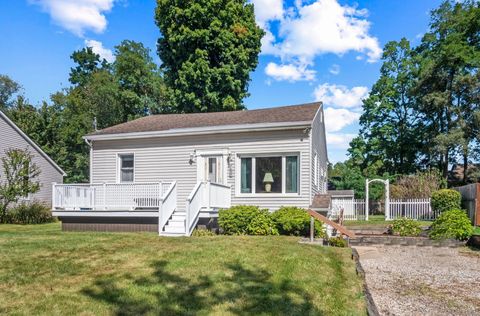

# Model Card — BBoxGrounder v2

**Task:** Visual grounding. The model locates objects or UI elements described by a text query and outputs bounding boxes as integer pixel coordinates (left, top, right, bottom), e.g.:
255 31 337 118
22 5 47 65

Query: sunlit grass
0 223 366 315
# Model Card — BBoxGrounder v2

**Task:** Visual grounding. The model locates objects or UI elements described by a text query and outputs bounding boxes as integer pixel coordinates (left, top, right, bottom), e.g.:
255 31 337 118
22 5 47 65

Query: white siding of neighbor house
0 114 64 205
310 106 328 201
91 129 312 211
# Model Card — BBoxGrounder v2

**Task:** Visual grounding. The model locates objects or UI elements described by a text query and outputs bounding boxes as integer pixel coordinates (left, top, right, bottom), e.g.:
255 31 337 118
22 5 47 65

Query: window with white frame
118 154 134 182
239 154 299 194
313 152 319 187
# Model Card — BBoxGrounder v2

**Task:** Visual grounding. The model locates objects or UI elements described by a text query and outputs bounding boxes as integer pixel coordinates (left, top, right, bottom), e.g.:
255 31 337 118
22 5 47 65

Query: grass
0 223 366 315
473 226 480 236
343 215 433 227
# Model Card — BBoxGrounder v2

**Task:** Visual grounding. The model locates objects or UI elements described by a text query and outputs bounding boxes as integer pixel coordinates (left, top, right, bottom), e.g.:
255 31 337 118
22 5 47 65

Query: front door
200 155 224 184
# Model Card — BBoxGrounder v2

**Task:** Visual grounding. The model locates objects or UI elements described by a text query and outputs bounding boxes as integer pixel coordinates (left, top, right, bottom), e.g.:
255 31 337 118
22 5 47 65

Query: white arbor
365 178 390 221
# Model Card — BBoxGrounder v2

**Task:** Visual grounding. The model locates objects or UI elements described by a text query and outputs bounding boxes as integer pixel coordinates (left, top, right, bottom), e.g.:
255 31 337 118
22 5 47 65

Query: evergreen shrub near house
431 189 461 213
218 205 278 235
6 202 55 224
271 206 325 238
328 236 348 247
390 217 422 236
429 209 473 241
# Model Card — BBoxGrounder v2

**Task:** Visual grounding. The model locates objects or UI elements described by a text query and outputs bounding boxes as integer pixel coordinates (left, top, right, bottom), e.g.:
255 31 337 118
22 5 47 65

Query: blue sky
0 0 443 162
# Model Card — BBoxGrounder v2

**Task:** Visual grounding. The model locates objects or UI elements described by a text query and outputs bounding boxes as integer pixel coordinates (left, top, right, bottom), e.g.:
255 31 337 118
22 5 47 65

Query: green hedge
218 205 278 235
429 209 473 241
5 202 55 224
431 189 461 213
271 206 325 237
390 218 422 236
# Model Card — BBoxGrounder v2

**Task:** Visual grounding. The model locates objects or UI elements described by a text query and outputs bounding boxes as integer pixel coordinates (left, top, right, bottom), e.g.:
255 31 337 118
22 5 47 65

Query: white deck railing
52 182 173 211
158 182 177 233
185 181 231 236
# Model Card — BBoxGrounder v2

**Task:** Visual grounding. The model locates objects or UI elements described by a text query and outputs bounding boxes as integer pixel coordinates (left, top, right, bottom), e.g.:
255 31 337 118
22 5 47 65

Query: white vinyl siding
0 114 64 205
311 107 328 198
91 129 311 211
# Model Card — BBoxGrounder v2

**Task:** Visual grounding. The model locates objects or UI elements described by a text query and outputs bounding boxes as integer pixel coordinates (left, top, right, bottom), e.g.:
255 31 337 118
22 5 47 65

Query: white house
0 110 65 205
52 102 328 236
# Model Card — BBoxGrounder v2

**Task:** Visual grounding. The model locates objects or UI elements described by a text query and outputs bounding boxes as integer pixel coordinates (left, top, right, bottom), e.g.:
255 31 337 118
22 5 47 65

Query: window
239 155 299 194
313 152 318 187
119 154 134 182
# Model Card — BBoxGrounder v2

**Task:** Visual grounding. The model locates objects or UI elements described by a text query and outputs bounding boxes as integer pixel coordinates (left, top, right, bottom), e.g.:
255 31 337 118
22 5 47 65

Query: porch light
189 150 197 165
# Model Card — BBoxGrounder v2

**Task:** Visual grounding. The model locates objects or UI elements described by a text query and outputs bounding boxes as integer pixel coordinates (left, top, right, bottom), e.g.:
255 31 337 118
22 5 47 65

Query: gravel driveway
355 246 480 316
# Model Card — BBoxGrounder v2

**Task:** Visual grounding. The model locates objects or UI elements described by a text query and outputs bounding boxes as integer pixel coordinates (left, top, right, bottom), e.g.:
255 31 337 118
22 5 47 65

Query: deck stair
160 210 186 236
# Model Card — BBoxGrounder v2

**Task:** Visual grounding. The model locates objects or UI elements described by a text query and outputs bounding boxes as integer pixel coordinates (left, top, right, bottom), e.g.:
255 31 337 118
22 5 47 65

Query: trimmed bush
328 236 347 247
390 218 422 236
6 202 54 224
218 205 278 235
431 189 461 213
271 206 325 238
429 209 473 241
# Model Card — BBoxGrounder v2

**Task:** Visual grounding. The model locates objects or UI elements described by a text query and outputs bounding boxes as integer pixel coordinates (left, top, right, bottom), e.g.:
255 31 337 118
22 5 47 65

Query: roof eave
84 121 313 141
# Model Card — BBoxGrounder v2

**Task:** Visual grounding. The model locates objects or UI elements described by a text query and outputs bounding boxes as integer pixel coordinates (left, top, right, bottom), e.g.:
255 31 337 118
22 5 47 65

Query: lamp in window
263 172 274 192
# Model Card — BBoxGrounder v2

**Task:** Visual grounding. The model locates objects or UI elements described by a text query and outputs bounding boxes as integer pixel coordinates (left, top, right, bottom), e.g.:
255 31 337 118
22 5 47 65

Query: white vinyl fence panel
389 198 437 220
331 199 366 220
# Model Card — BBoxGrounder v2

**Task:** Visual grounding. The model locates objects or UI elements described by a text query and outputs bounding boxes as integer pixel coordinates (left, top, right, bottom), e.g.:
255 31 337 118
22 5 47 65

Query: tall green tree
114 40 168 119
69 47 109 86
416 0 480 180
0 74 21 110
350 39 422 175
155 0 264 112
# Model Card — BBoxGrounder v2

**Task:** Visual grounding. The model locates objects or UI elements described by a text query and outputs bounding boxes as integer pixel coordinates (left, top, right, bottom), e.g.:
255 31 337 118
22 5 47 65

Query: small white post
385 179 390 220
365 179 369 221
103 182 107 210
52 182 56 210
158 182 163 235
207 181 211 212
310 216 314 243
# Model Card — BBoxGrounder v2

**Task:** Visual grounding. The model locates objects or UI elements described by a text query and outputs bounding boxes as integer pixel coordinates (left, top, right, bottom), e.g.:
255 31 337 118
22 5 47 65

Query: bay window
239 154 299 194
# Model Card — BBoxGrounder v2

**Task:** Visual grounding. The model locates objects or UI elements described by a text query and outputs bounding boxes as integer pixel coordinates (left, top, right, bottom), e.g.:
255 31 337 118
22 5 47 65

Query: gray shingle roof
90 102 321 136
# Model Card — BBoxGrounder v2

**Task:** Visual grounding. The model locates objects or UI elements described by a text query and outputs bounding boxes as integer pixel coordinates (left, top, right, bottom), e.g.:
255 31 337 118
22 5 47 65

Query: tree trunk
463 153 468 184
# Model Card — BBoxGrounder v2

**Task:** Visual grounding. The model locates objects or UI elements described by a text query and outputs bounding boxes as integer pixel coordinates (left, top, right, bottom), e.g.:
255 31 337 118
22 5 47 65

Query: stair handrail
185 181 206 236
307 209 356 238
158 181 177 234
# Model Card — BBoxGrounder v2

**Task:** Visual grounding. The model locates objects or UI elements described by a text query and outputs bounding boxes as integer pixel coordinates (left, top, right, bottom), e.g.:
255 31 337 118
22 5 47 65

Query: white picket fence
388 198 438 220
331 198 438 221
331 199 366 220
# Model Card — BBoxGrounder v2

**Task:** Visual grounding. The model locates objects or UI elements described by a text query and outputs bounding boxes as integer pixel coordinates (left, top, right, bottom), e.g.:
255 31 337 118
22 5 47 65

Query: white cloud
323 107 360 132
329 64 340 75
265 62 315 81
326 132 357 149
31 0 114 37
85 39 115 63
254 0 382 81
314 83 368 108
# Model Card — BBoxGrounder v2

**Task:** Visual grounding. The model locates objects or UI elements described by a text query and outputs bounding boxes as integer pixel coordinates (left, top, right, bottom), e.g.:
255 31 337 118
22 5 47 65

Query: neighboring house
0 110 65 205
52 102 328 236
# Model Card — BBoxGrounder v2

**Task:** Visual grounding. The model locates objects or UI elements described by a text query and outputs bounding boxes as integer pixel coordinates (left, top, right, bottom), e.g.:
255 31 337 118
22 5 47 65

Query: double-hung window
239 154 299 195
119 154 134 182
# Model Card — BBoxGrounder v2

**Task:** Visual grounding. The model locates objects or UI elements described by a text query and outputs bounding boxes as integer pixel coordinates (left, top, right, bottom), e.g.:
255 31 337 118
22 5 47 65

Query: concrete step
164 225 186 234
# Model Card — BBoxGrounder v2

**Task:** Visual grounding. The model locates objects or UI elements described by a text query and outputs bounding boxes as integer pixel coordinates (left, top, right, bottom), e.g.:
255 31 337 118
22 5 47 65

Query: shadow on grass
82 260 322 315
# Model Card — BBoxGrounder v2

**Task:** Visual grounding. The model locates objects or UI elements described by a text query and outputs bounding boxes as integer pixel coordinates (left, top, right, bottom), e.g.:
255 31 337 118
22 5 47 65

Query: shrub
390 218 422 236
6 202 54 224
328 236 348 247
431 189 461 213
429 209 473 241
192 229 216 236
271 206 325 237
218 205 278 235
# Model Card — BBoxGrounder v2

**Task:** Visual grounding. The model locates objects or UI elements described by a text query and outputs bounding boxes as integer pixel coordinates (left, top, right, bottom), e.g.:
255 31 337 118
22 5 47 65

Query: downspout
84 138 93 184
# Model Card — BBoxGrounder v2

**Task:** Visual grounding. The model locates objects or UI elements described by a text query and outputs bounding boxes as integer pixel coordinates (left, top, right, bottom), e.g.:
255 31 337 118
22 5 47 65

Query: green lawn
474 226 480 236
0 223 366 315
344 215 433 227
